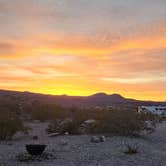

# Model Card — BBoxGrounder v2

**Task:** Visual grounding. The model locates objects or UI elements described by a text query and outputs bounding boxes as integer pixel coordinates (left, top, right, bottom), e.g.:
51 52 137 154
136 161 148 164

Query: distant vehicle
138 106 166 116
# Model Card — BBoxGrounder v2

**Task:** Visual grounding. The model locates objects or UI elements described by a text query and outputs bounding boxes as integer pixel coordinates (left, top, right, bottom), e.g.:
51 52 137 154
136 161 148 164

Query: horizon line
0 88 166 103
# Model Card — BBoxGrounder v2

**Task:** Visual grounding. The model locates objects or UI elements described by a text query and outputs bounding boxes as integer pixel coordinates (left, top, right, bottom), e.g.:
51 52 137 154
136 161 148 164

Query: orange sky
0 0 166 101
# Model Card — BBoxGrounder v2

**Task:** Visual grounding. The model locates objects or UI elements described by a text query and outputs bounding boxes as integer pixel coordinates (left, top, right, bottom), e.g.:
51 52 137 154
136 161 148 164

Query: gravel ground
0 122 166 166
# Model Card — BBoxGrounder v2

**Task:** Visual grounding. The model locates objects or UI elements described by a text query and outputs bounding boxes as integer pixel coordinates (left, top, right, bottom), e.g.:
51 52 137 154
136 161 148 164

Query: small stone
90 136 101 143
48 133 60 137
64 132 69 135
60 139 68 146
100 136 106 142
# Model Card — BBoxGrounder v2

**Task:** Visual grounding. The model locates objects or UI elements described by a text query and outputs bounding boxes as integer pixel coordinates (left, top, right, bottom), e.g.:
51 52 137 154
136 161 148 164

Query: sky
0 0 166 101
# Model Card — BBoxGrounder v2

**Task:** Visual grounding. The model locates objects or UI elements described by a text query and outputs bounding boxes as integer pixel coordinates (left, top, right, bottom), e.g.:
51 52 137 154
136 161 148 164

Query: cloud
0 42 15 54
0 0 65 18
0 0 166 100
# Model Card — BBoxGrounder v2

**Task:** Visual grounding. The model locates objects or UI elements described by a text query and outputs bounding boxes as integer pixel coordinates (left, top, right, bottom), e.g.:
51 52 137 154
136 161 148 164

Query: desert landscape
0 90 165 166
0 1 166 166
0 121 166 166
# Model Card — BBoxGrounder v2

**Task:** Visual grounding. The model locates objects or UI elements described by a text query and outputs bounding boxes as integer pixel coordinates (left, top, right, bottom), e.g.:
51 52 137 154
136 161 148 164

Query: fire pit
26 144 47 156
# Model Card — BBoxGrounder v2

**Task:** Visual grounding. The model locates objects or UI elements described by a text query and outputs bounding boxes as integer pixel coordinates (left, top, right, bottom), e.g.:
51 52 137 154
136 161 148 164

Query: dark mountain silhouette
88 93 126 102
0 89 166 108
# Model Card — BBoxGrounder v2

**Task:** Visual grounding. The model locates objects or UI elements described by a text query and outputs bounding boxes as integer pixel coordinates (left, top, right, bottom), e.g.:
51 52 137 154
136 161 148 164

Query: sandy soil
0 121 166 166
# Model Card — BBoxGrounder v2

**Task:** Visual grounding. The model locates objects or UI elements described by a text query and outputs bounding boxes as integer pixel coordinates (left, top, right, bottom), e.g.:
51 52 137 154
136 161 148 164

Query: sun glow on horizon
0 0 166 101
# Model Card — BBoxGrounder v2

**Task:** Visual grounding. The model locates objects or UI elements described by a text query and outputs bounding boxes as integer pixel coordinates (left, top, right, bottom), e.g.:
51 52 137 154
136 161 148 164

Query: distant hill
0 89 166 108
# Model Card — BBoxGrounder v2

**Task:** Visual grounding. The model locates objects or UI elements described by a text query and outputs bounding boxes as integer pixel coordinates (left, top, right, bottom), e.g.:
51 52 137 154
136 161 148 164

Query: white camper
138 106 166 116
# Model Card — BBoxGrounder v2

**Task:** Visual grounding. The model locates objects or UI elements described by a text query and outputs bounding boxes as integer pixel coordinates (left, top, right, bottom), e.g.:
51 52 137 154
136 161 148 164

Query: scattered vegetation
47 107 89 134
0 111 29 141
16 152 56 162
93 110 158 136
47 109 158 136
31 103 68 122
124 144 139 155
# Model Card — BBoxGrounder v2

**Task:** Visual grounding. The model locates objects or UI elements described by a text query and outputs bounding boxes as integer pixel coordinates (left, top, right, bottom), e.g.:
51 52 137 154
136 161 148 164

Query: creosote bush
47 108 158 136
124 144 139 155
47 119 83 135
47 107 89 134
0 111 28 141
31 103 68 122
91 110 157 136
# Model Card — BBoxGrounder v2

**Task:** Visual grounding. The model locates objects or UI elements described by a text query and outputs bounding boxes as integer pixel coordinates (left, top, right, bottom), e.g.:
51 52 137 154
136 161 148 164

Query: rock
90 136 101 143
84 119 96 124
64 132 69 135
48 133 60 137
100 136 106 142
79 119 96 134
90 136 106 143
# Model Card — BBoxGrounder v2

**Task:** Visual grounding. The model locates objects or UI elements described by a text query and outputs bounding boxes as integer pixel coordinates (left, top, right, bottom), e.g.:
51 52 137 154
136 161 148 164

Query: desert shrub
124 144 139 155
71 108 89 123
47 118 84 135
47 107 90 134
47 120 60 134
138 112 158 134
59 120 81 134
47 108 158 136
31 103 68 122
0 97 20 115
0 112 28 141
91 110 157 136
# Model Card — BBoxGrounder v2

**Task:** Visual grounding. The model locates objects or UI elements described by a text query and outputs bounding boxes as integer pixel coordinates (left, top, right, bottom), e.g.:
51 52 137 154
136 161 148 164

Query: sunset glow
0 0 166 101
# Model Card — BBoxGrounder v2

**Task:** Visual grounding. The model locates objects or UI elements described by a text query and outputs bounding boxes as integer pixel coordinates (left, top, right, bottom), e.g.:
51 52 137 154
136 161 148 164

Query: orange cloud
0 18 166 101
1 31 166 60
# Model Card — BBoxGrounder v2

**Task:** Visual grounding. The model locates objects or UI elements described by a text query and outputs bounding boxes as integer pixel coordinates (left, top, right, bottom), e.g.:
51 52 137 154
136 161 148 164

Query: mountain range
0 89 166 108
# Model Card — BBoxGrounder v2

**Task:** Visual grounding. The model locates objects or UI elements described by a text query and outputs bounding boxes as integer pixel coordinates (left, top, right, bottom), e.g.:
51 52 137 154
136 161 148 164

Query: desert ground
0 121 166 166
